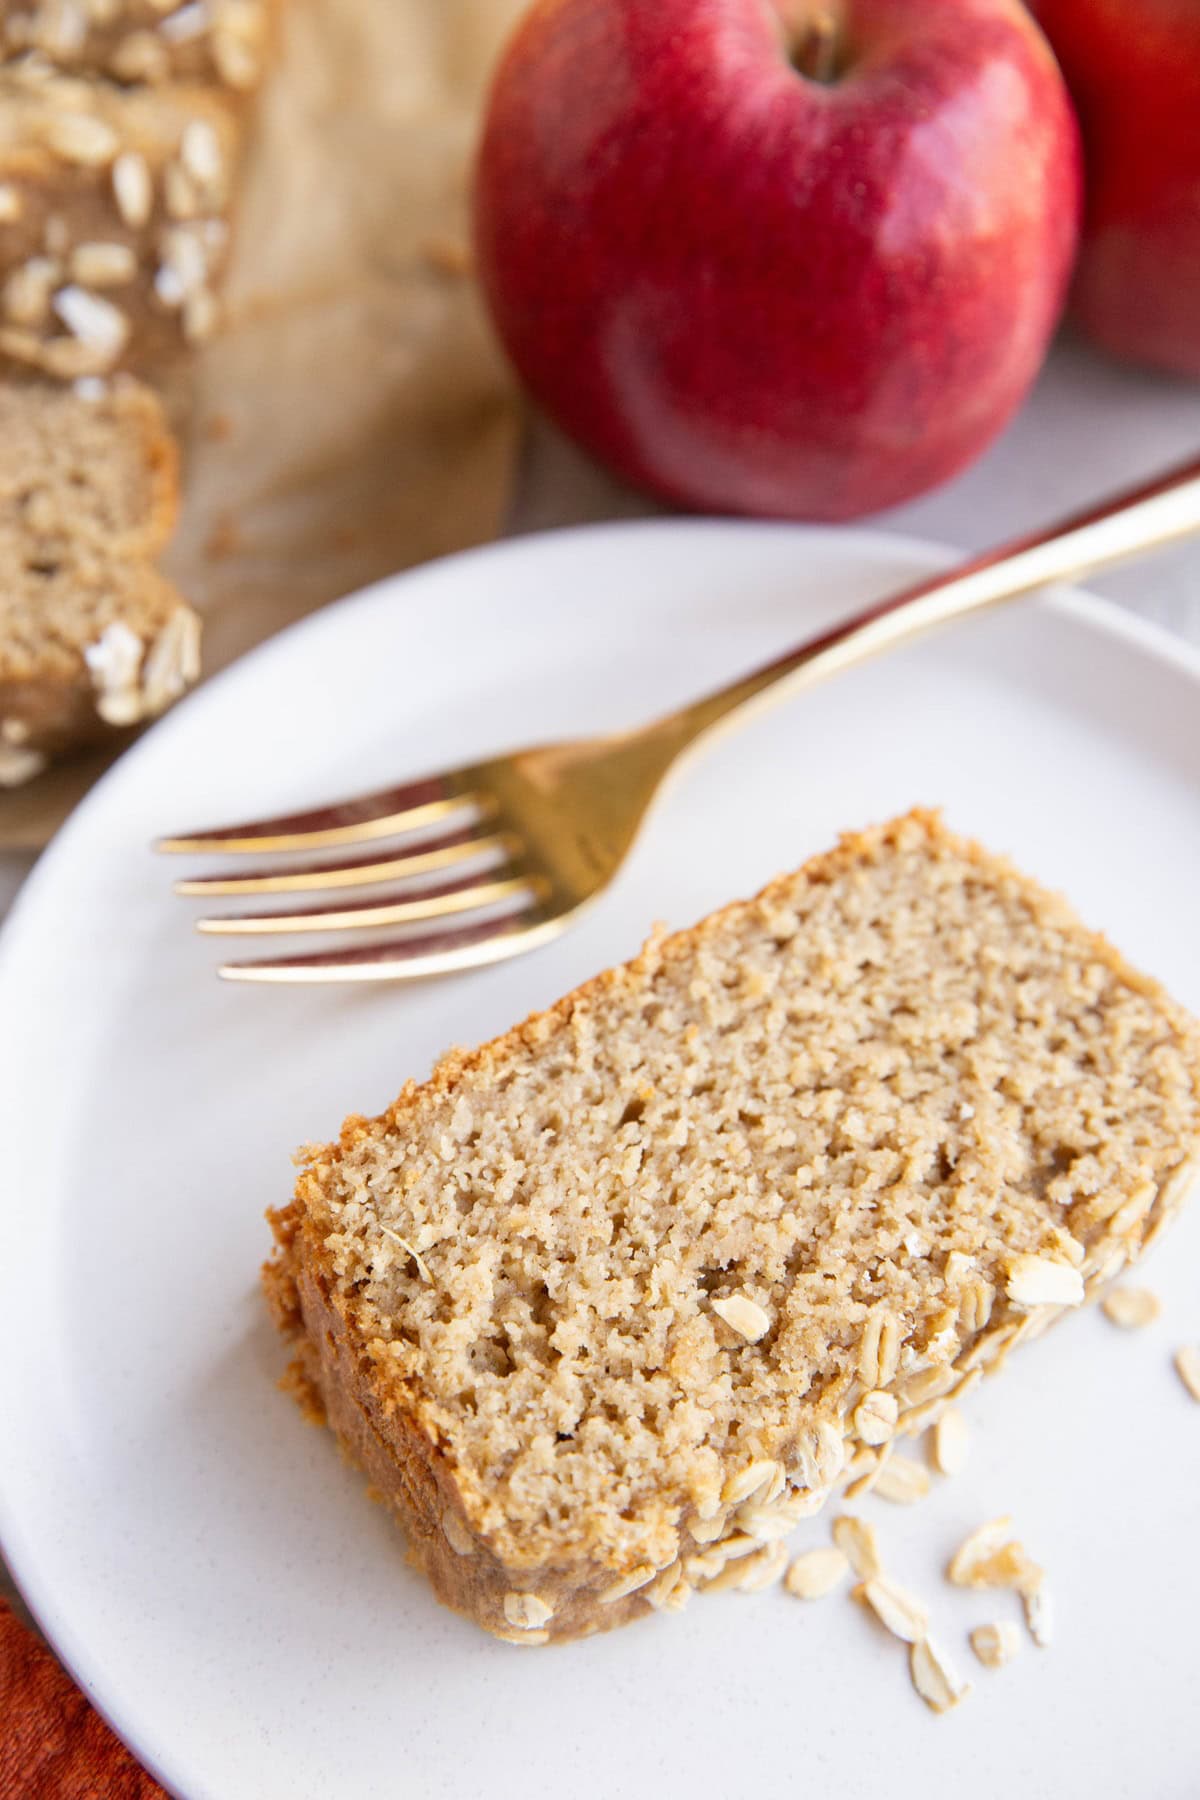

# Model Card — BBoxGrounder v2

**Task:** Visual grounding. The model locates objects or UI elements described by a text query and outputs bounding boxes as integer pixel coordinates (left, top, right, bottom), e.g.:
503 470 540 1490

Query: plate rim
1 515 1198 1798
3 515 1200 973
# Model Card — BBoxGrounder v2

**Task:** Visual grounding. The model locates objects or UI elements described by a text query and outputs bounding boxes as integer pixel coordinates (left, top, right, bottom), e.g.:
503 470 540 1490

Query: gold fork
161 454 1200 983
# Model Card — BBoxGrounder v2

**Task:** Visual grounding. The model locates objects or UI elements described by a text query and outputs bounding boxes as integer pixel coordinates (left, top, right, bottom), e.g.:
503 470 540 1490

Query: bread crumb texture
266 812 1200 1638
0 378 179 670
0 379 195 769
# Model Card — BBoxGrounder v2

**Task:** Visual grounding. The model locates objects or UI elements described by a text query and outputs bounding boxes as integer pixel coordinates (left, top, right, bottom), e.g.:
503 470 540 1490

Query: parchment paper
0 0 527 848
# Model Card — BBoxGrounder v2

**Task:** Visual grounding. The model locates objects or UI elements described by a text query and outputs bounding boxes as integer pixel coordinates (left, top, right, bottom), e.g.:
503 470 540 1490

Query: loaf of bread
0 0 276 91
0 59 243 379
0 376 197 781
0 3 277 777
264 812 1200 1646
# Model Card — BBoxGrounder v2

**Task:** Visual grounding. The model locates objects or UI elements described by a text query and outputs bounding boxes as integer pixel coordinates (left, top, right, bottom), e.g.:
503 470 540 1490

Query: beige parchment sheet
0 0 528 848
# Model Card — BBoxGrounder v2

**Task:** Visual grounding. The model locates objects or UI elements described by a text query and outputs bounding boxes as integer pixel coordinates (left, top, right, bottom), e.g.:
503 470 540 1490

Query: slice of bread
264 812 1200 1645
0 62 243 380
0 376 197 782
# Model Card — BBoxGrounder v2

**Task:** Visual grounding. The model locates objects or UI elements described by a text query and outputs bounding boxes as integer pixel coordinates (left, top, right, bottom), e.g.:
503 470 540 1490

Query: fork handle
669 451 1200 749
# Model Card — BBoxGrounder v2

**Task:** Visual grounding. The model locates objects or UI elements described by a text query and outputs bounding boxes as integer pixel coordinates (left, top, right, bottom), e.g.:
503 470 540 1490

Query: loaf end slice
265 811 1200 1645
0 377 197 782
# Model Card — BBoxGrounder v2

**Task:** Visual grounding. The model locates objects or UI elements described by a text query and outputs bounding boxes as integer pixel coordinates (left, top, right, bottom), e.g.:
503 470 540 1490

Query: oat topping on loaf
0 0 276 91
0 61 243 378
265 813 1200 1643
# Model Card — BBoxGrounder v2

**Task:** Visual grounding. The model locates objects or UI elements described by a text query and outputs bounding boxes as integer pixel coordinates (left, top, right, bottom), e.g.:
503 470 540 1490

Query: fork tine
157 769 482 855
217 909 566 984
172 826 512 897
195 871 538 935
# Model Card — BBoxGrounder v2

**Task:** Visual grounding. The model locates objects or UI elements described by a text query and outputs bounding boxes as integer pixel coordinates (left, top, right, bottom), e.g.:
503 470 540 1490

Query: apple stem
795 10 840 84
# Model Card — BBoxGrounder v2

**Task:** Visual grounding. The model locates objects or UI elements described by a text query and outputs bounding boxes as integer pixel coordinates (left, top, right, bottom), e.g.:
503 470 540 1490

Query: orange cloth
0 1600 166 1799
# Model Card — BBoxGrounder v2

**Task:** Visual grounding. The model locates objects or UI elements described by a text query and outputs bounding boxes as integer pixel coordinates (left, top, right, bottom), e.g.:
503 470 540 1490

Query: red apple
473 0 1082 521
1034 0 1200 378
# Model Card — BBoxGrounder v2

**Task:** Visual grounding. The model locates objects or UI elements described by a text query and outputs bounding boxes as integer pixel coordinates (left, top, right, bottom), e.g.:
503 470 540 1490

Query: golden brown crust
265 812 1200 1644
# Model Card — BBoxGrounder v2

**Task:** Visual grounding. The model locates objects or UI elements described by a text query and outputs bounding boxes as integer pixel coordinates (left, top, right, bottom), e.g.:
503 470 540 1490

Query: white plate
1 522 1198 1800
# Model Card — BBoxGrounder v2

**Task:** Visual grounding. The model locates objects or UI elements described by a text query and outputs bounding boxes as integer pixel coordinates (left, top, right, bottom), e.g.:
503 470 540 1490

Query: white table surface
2 331 1198 1645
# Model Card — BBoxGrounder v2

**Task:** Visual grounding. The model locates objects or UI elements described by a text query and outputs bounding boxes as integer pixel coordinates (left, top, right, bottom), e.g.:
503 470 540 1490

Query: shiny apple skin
1036 0 1200 378
474 0 1082 521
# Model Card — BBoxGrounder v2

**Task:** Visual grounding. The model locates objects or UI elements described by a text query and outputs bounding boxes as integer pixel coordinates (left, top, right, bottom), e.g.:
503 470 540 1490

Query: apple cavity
474 0 1082 521
1035 0 1200 378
